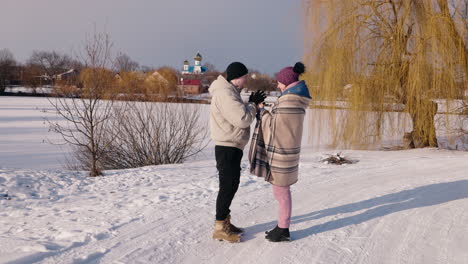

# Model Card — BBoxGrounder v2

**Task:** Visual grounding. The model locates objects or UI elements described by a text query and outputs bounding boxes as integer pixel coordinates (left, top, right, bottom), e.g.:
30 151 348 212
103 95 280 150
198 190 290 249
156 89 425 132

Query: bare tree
140 65 155 73
22 63 45 88
245 70 276 92
0 49 16 93
202 71 223 87
47 30 116 176
202 62 217 72
114 52 139 72
28 50 77 78
100 101 209 169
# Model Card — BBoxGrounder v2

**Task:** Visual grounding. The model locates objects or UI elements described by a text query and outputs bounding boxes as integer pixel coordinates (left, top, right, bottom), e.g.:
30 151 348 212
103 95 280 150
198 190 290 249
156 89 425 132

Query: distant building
178 79 204 95
54 69 79 81
178 52 210 95
182 52 207 75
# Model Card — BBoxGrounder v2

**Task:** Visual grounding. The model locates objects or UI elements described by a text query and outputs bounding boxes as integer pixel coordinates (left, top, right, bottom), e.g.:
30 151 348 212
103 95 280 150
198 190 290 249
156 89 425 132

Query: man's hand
248 90 267 105
248 92 254 103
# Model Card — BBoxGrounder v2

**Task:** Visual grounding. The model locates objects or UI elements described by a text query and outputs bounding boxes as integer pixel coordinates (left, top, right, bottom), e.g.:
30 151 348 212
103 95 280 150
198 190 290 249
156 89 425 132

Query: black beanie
226 62 248 82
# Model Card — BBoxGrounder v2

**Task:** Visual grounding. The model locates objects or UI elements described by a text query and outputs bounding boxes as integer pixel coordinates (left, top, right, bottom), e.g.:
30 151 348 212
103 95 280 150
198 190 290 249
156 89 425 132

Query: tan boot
226 215 244 234
212 219 241 243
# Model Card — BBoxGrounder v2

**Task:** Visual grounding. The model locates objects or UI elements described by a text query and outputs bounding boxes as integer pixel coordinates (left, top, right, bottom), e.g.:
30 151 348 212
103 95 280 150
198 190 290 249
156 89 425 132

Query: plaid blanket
248 114 271 181
248 93 310 186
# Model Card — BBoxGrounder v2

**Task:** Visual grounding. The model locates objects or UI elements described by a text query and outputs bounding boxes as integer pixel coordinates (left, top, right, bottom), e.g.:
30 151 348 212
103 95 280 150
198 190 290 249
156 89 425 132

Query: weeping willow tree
302 0 467 149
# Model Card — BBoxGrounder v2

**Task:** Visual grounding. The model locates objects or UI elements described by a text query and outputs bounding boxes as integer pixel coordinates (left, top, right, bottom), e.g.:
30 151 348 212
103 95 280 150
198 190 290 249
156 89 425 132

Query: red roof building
178 78 206 95
180 79 201 86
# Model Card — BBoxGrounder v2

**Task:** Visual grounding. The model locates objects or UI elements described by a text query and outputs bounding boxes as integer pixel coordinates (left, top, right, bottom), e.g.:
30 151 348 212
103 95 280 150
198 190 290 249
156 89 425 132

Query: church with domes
182 52 207 74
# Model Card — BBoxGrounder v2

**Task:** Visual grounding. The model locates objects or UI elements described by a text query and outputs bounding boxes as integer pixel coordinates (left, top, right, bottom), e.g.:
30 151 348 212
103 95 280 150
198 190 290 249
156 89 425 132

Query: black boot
265 225 280 235
265 226 290 242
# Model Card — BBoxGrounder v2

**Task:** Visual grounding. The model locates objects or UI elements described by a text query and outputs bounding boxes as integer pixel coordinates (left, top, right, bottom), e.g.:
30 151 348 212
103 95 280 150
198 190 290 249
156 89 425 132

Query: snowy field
1 96 468 264
0 97 68 170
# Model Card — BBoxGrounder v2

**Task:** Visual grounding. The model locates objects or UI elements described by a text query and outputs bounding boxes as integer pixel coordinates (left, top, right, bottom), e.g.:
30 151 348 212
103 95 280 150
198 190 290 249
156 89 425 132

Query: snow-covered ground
4 87 54 95
1 96 468 264
1 148 467 264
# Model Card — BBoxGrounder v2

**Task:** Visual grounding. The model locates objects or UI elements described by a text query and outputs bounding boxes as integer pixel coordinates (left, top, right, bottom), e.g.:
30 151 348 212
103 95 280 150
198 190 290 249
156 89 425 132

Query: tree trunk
90 155 101 177
404 101 439 148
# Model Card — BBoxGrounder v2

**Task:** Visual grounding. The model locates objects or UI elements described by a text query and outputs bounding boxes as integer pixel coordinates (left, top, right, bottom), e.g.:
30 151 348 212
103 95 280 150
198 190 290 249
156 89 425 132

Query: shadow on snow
243 180 468 241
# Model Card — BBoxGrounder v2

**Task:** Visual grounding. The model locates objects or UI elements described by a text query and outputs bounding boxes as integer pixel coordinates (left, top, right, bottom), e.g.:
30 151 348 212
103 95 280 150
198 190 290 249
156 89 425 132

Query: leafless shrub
99 101 209 169
47 29 115 176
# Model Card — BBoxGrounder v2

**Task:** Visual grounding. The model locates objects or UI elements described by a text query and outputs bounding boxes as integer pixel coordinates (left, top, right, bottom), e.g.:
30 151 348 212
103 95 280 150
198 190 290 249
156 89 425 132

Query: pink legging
272 185 292 228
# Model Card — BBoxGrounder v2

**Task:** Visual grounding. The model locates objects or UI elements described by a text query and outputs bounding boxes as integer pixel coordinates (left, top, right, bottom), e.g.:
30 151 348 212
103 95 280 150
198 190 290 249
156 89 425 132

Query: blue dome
185 66 207 73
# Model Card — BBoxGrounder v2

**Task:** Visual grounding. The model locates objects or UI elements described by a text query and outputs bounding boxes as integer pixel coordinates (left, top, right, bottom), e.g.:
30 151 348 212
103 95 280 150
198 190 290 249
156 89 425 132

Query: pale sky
0 0 304 74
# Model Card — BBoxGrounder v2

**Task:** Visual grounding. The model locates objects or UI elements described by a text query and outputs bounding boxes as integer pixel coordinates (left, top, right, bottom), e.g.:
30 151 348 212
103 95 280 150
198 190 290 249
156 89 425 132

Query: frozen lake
0 96 466 170
0 96 69 169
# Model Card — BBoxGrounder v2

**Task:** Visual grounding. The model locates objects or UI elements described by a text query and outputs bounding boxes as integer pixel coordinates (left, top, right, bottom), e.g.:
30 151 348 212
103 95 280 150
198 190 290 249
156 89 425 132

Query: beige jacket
209 75 257 150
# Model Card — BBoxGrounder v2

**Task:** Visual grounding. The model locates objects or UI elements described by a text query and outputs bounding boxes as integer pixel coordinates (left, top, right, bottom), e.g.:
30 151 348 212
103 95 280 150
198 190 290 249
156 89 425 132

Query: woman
250 62 311 242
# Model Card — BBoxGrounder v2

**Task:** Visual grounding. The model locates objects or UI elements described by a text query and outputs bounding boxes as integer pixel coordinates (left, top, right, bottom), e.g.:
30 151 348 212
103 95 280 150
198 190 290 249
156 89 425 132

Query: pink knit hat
276 62 305 86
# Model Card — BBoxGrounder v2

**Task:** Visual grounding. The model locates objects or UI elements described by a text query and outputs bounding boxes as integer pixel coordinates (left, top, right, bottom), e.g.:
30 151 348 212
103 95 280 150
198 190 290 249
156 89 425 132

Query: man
208 62 266 243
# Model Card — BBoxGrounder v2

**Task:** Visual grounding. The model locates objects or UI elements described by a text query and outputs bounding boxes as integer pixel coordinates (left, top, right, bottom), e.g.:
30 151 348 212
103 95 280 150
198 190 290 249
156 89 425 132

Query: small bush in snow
321 153 356 165
98 101 209 169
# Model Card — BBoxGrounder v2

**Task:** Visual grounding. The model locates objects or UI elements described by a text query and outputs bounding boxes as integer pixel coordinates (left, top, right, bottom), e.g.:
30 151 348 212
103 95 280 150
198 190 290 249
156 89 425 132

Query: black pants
215 145 243 221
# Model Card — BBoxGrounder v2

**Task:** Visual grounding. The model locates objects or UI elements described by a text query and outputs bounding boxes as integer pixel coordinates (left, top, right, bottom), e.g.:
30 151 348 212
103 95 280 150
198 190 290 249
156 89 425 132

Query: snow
0 97 68 169
4 87 54 95
1 96 468 264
